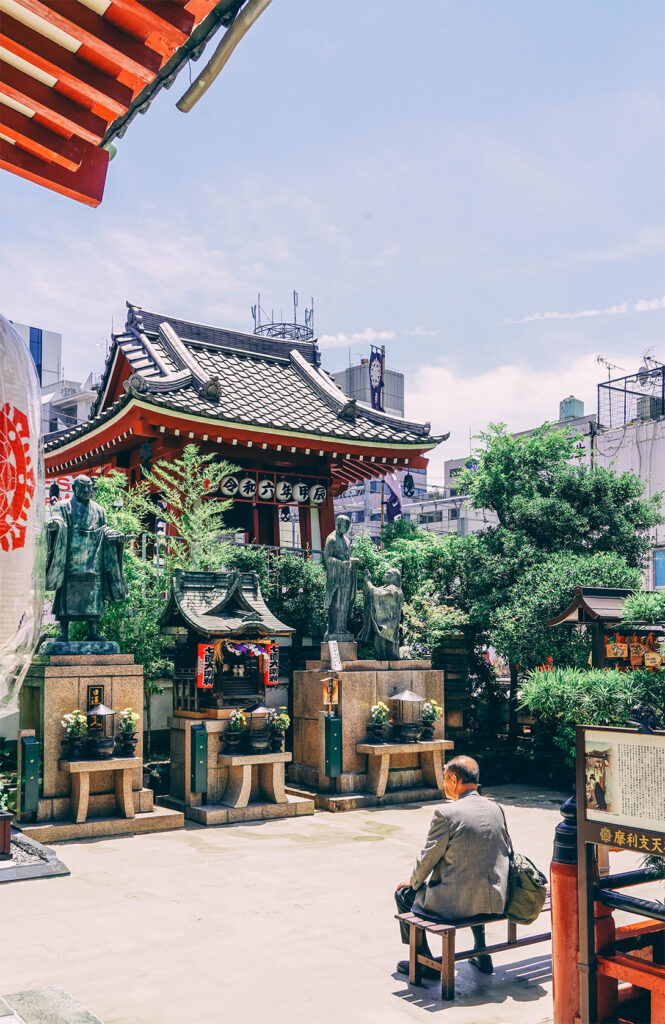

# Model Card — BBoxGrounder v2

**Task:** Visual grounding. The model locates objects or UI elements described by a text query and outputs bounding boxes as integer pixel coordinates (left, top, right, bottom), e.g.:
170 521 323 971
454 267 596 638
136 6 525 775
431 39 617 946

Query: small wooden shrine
546 585 664 670
160 569 293 718
160 569 314 824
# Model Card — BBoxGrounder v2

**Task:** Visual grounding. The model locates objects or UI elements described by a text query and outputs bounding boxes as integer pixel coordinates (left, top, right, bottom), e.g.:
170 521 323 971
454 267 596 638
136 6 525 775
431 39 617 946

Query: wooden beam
12 0 162 84
0 12 133 116
0 138 108 206
105 0 195 47
0 105 84 171
0 60 107 144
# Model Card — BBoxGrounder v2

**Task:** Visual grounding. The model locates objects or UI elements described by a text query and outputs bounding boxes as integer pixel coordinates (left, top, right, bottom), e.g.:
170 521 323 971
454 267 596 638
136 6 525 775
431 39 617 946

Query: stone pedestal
16 653 183 842
290 650 450 811
162 715 314 825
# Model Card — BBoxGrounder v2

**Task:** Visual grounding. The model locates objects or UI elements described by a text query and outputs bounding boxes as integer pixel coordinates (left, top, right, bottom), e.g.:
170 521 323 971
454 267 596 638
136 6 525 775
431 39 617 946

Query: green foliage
268 553 326 645
623 590 665 623
225 544 271 597
490 551 641 672
403 586 469 662
521 666 665 770
380 517 421 545
138 444 237 571
458 423 663 570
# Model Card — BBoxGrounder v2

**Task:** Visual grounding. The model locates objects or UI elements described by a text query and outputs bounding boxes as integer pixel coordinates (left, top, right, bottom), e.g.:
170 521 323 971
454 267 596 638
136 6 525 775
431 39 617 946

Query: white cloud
504 296 665 325
318 327 396 350
405 351 640 464
407 327 436 337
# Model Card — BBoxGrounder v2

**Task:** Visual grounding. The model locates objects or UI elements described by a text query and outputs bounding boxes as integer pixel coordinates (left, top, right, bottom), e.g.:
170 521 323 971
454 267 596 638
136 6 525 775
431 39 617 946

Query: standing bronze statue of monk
45 475 128 641
359 568 404 660
323 514 358 641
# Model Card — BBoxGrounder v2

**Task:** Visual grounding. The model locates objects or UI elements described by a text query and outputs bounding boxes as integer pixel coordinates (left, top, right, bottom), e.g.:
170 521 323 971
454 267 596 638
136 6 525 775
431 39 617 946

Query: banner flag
369 346 385 410
384 472 402 522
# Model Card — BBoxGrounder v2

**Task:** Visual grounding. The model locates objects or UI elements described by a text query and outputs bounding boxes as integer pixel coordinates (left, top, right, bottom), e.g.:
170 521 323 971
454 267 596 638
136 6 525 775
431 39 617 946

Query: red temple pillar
298 505 312 552
318 490 335 545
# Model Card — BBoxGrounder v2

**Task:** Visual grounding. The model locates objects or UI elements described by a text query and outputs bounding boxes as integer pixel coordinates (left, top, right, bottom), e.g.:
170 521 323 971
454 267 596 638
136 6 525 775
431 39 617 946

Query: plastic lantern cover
0 315 44 718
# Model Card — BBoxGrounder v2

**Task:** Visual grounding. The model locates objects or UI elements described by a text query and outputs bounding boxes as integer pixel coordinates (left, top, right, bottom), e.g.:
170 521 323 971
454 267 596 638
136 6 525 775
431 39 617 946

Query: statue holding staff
45 475 128 642
323 514 358 641
359 568 403 660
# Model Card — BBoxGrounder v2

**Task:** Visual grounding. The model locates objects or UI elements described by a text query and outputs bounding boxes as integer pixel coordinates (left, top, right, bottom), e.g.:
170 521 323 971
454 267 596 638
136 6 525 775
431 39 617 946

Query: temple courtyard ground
1 784 658 1024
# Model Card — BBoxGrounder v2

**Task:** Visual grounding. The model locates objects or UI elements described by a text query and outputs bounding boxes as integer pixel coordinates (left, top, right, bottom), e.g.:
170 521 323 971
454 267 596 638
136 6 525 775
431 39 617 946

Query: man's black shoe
396 959 441 980
468 954 493 975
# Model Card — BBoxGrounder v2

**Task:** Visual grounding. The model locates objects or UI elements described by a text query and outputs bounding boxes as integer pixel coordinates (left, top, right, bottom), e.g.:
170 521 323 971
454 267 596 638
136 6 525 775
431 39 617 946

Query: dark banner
369 346 385 410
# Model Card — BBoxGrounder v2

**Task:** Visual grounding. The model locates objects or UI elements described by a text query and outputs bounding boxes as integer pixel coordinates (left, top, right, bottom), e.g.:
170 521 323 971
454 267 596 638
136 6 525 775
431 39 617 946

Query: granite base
162 793 314 825
16 805 184 843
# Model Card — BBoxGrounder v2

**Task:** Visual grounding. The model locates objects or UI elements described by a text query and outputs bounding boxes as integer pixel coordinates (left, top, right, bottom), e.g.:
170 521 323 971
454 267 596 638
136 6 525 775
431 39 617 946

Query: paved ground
0 784 657 1024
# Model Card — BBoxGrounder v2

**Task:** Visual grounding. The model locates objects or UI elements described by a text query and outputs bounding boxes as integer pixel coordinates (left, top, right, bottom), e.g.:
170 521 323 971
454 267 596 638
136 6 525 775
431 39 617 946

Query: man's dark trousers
395 885 490 953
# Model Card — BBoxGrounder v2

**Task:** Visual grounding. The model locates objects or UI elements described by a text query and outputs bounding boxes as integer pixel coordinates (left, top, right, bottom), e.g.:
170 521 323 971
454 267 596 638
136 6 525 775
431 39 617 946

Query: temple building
43 303 442 548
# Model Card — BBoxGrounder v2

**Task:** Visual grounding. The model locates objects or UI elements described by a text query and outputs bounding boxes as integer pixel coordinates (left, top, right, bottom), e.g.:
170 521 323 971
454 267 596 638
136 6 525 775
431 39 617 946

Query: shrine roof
161 569 294 637
546 586 634 627
45 302 441 453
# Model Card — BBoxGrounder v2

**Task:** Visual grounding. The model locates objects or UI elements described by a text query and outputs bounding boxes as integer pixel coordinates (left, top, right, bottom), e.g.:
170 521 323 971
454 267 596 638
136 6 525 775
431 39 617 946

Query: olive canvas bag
499 807 548 925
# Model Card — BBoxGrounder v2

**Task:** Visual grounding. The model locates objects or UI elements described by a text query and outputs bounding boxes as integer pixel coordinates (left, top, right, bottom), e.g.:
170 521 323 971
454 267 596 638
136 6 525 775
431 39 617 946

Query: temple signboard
582 727 665 839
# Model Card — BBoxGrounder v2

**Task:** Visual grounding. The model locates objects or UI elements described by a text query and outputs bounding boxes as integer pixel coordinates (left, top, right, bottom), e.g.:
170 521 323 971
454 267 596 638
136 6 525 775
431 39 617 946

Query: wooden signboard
576 724 665 1024
196 644 215 689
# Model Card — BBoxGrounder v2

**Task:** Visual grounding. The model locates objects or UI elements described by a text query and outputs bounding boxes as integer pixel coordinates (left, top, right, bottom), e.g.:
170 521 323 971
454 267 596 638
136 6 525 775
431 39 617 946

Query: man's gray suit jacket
410 790 511 920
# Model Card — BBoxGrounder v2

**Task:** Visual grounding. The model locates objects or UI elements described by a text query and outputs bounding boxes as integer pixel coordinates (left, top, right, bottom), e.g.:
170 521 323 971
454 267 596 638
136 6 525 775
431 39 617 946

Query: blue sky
1 0 664 472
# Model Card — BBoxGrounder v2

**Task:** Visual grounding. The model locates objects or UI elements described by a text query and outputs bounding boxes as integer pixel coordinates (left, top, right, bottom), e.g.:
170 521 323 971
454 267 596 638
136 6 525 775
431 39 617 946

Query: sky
1 0 664 482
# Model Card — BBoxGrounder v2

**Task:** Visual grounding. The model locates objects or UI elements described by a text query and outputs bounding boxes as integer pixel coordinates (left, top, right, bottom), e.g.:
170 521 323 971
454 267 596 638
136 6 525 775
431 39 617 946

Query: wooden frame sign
576 724 665 1024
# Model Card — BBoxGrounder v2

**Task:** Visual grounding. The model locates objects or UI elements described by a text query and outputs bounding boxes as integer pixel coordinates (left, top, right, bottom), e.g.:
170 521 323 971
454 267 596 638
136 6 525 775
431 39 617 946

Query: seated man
395 755 511 977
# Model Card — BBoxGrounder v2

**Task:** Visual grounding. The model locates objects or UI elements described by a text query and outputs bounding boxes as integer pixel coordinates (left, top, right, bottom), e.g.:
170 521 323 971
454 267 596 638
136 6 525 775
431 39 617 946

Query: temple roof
45 302 440 453
161 569 294 637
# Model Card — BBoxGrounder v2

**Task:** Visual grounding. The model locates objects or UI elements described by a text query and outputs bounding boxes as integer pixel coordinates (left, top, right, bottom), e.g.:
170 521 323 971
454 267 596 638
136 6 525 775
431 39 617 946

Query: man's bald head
444 756 480 787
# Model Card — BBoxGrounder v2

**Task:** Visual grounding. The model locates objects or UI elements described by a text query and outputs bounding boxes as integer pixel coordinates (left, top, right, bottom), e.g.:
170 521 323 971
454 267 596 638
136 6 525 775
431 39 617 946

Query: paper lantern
257 478 275 500
238 476 257 499
276 480 293 503
309 483 327 505
0 315 44 719
220 475 239 497
293 481 310 503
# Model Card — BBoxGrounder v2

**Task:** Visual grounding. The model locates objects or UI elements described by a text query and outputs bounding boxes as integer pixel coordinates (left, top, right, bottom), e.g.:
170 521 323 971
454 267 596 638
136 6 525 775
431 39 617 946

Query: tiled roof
46 303 438 452
162 569 293 637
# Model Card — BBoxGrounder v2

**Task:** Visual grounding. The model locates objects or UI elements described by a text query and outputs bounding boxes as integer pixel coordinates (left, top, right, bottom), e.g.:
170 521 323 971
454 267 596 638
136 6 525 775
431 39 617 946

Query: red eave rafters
0 0 213 205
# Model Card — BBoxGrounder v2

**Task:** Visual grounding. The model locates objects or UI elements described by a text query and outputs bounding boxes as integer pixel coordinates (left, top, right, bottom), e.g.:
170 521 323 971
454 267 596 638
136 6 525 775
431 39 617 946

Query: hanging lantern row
220 475 327 504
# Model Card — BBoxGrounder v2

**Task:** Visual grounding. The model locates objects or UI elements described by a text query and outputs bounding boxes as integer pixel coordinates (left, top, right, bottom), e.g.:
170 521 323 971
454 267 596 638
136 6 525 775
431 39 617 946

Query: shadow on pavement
391 952 552 1012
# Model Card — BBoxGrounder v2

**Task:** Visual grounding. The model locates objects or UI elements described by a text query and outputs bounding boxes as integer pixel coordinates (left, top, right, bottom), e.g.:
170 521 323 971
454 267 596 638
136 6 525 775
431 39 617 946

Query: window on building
353 511 365 524
29 326 42 383
655 550 665 589
370 480 382 493
419 510 443 524
448 507 459 520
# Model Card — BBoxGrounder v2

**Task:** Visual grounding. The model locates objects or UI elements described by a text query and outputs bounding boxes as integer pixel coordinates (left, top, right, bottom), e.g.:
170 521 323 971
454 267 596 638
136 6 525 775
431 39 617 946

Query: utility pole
380 478 385 549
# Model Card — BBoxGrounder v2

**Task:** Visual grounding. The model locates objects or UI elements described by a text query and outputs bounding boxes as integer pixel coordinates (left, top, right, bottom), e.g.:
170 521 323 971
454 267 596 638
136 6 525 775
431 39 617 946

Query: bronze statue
45 475 128 641
359 568 403 660
323 515 358 641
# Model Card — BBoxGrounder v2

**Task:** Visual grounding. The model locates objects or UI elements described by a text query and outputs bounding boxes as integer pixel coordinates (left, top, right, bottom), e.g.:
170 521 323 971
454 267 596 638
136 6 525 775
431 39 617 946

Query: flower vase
63 736 84 760
223 730 243 755
420 723 435 742
367 722 385 744
116 732 138 758
270 734 285 753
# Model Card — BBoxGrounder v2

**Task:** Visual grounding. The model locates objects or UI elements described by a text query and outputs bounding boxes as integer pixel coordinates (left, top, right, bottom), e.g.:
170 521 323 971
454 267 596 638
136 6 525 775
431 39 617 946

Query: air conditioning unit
637 396 664 421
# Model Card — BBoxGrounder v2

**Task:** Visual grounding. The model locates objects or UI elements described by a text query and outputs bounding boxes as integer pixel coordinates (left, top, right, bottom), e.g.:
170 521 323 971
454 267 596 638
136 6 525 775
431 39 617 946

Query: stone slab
310 786 444 812
357 740 454 755
60 757 140 772
2 986 103 1024
38 640 120 656
17 805 184 843
185 794 314 825
217 752 292 766
0 832 70 886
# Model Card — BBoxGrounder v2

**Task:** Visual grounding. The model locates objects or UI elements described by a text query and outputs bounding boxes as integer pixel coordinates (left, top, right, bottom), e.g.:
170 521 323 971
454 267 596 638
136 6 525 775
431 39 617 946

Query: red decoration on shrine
0 402 36 552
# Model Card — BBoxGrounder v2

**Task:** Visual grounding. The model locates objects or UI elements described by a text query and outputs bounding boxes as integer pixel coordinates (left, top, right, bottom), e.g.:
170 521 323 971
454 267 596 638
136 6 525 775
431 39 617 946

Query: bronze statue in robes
359 568 403 660
323 515 358 641
45 475 128 641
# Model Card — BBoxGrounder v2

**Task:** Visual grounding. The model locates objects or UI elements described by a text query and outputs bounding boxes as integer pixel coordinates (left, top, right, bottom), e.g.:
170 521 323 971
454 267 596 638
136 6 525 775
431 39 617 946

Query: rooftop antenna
251 290 315 341
596 355 624 381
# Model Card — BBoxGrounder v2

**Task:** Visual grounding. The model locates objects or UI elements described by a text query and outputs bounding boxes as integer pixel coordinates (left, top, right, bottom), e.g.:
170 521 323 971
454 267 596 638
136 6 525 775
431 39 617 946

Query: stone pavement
0 783 625 1024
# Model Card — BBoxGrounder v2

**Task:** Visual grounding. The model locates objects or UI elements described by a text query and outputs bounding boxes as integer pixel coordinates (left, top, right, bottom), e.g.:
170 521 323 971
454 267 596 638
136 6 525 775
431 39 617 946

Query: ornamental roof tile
45 302 441 453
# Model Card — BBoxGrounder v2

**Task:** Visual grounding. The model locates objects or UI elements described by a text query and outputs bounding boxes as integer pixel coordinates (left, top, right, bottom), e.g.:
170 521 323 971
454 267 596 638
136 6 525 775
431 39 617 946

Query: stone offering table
162 715 314 826
356 740 454 798
15 651 183 842
217 751 291 808
60 758 139 824
290 642 450 811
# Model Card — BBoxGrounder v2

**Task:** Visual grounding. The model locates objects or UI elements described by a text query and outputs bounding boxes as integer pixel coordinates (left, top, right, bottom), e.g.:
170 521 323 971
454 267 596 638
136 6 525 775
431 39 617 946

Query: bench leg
409 925 423 986
420 750 445 792
70 771 90 824
507 920 517 944
441 929 455 1000
366 754 389 797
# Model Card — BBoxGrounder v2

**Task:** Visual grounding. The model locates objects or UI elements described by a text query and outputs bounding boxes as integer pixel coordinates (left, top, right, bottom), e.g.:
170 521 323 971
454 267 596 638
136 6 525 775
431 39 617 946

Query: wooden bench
396 896 551 1000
